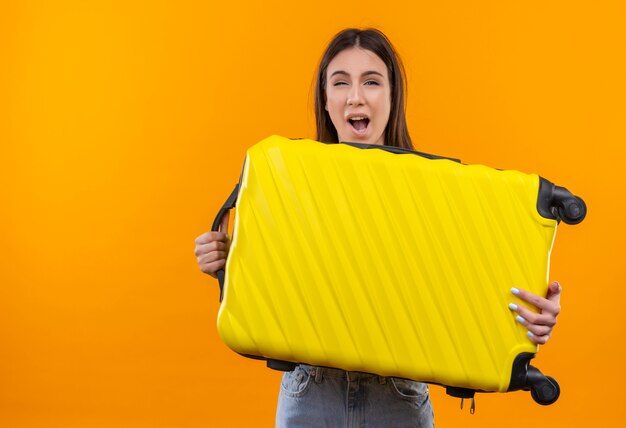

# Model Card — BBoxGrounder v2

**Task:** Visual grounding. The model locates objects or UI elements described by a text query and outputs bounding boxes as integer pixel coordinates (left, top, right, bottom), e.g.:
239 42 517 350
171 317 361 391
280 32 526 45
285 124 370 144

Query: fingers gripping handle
211 183 240 300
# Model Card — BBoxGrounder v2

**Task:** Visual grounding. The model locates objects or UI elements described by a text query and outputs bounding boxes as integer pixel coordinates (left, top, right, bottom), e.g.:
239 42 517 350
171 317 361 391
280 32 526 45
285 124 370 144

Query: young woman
194 28 562 427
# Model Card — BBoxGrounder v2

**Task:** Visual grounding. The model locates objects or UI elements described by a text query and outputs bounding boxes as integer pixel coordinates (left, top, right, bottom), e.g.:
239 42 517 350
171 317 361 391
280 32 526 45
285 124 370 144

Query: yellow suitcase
211 135 586 407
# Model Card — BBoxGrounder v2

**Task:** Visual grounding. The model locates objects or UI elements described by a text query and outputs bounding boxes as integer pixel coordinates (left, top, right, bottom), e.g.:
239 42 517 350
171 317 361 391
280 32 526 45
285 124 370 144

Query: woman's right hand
194 211 231 278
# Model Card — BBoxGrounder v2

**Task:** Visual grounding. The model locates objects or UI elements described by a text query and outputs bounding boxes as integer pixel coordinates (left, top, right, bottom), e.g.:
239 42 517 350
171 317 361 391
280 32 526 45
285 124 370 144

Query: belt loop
378 376 387 385
311 367 323 384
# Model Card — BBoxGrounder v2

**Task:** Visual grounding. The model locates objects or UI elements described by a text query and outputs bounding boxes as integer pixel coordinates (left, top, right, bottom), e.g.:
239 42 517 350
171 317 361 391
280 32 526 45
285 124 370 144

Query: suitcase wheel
556 196 587 225
530 375 560 405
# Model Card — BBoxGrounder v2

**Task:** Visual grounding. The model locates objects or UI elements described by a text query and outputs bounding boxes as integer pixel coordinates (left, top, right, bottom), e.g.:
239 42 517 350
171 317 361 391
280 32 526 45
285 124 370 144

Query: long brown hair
314 28 413 149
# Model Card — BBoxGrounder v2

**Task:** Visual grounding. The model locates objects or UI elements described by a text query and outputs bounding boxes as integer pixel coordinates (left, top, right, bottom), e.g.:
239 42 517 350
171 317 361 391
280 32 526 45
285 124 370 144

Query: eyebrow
329 70 385 78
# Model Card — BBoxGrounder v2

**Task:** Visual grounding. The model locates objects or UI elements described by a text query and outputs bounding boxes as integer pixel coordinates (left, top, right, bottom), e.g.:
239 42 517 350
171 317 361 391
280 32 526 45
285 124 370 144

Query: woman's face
325 47 392 146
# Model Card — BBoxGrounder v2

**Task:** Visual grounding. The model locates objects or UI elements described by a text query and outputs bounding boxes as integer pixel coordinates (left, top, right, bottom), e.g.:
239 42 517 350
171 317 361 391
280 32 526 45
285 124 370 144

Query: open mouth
348 117 370 135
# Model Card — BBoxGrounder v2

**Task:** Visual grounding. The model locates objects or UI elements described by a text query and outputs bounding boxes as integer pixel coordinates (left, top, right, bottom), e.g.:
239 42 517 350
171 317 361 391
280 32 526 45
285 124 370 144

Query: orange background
1 1 624 426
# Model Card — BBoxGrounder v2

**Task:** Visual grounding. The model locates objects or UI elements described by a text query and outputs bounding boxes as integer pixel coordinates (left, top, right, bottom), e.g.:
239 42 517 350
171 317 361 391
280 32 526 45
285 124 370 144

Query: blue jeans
276 365 434 427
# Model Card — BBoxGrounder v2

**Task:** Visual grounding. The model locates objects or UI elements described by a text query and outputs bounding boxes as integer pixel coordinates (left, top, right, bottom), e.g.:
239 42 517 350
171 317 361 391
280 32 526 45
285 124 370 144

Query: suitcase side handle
537 177 587 225
211 183 240 301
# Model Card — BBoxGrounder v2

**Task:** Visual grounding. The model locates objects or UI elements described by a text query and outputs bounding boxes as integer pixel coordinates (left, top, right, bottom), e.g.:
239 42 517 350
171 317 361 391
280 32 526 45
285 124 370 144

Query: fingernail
527 331 534 338
516 315 526 324
511 287 520 295
508 303 518 311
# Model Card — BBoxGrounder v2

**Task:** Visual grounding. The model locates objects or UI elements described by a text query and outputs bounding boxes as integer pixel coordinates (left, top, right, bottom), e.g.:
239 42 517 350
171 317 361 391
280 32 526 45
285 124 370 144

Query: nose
347 85 364 106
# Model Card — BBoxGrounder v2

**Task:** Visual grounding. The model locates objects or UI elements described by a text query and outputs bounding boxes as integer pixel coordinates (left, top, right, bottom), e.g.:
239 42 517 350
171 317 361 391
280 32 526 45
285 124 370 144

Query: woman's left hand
508 281 562 345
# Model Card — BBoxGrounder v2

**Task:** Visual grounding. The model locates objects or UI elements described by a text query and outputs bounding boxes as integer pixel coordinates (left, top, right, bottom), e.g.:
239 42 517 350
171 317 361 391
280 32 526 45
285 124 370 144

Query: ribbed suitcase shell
217 135 557 393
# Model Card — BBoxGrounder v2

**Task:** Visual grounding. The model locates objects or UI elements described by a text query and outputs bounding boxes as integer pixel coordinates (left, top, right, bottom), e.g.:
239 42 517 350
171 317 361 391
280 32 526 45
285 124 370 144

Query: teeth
349 116 367 121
